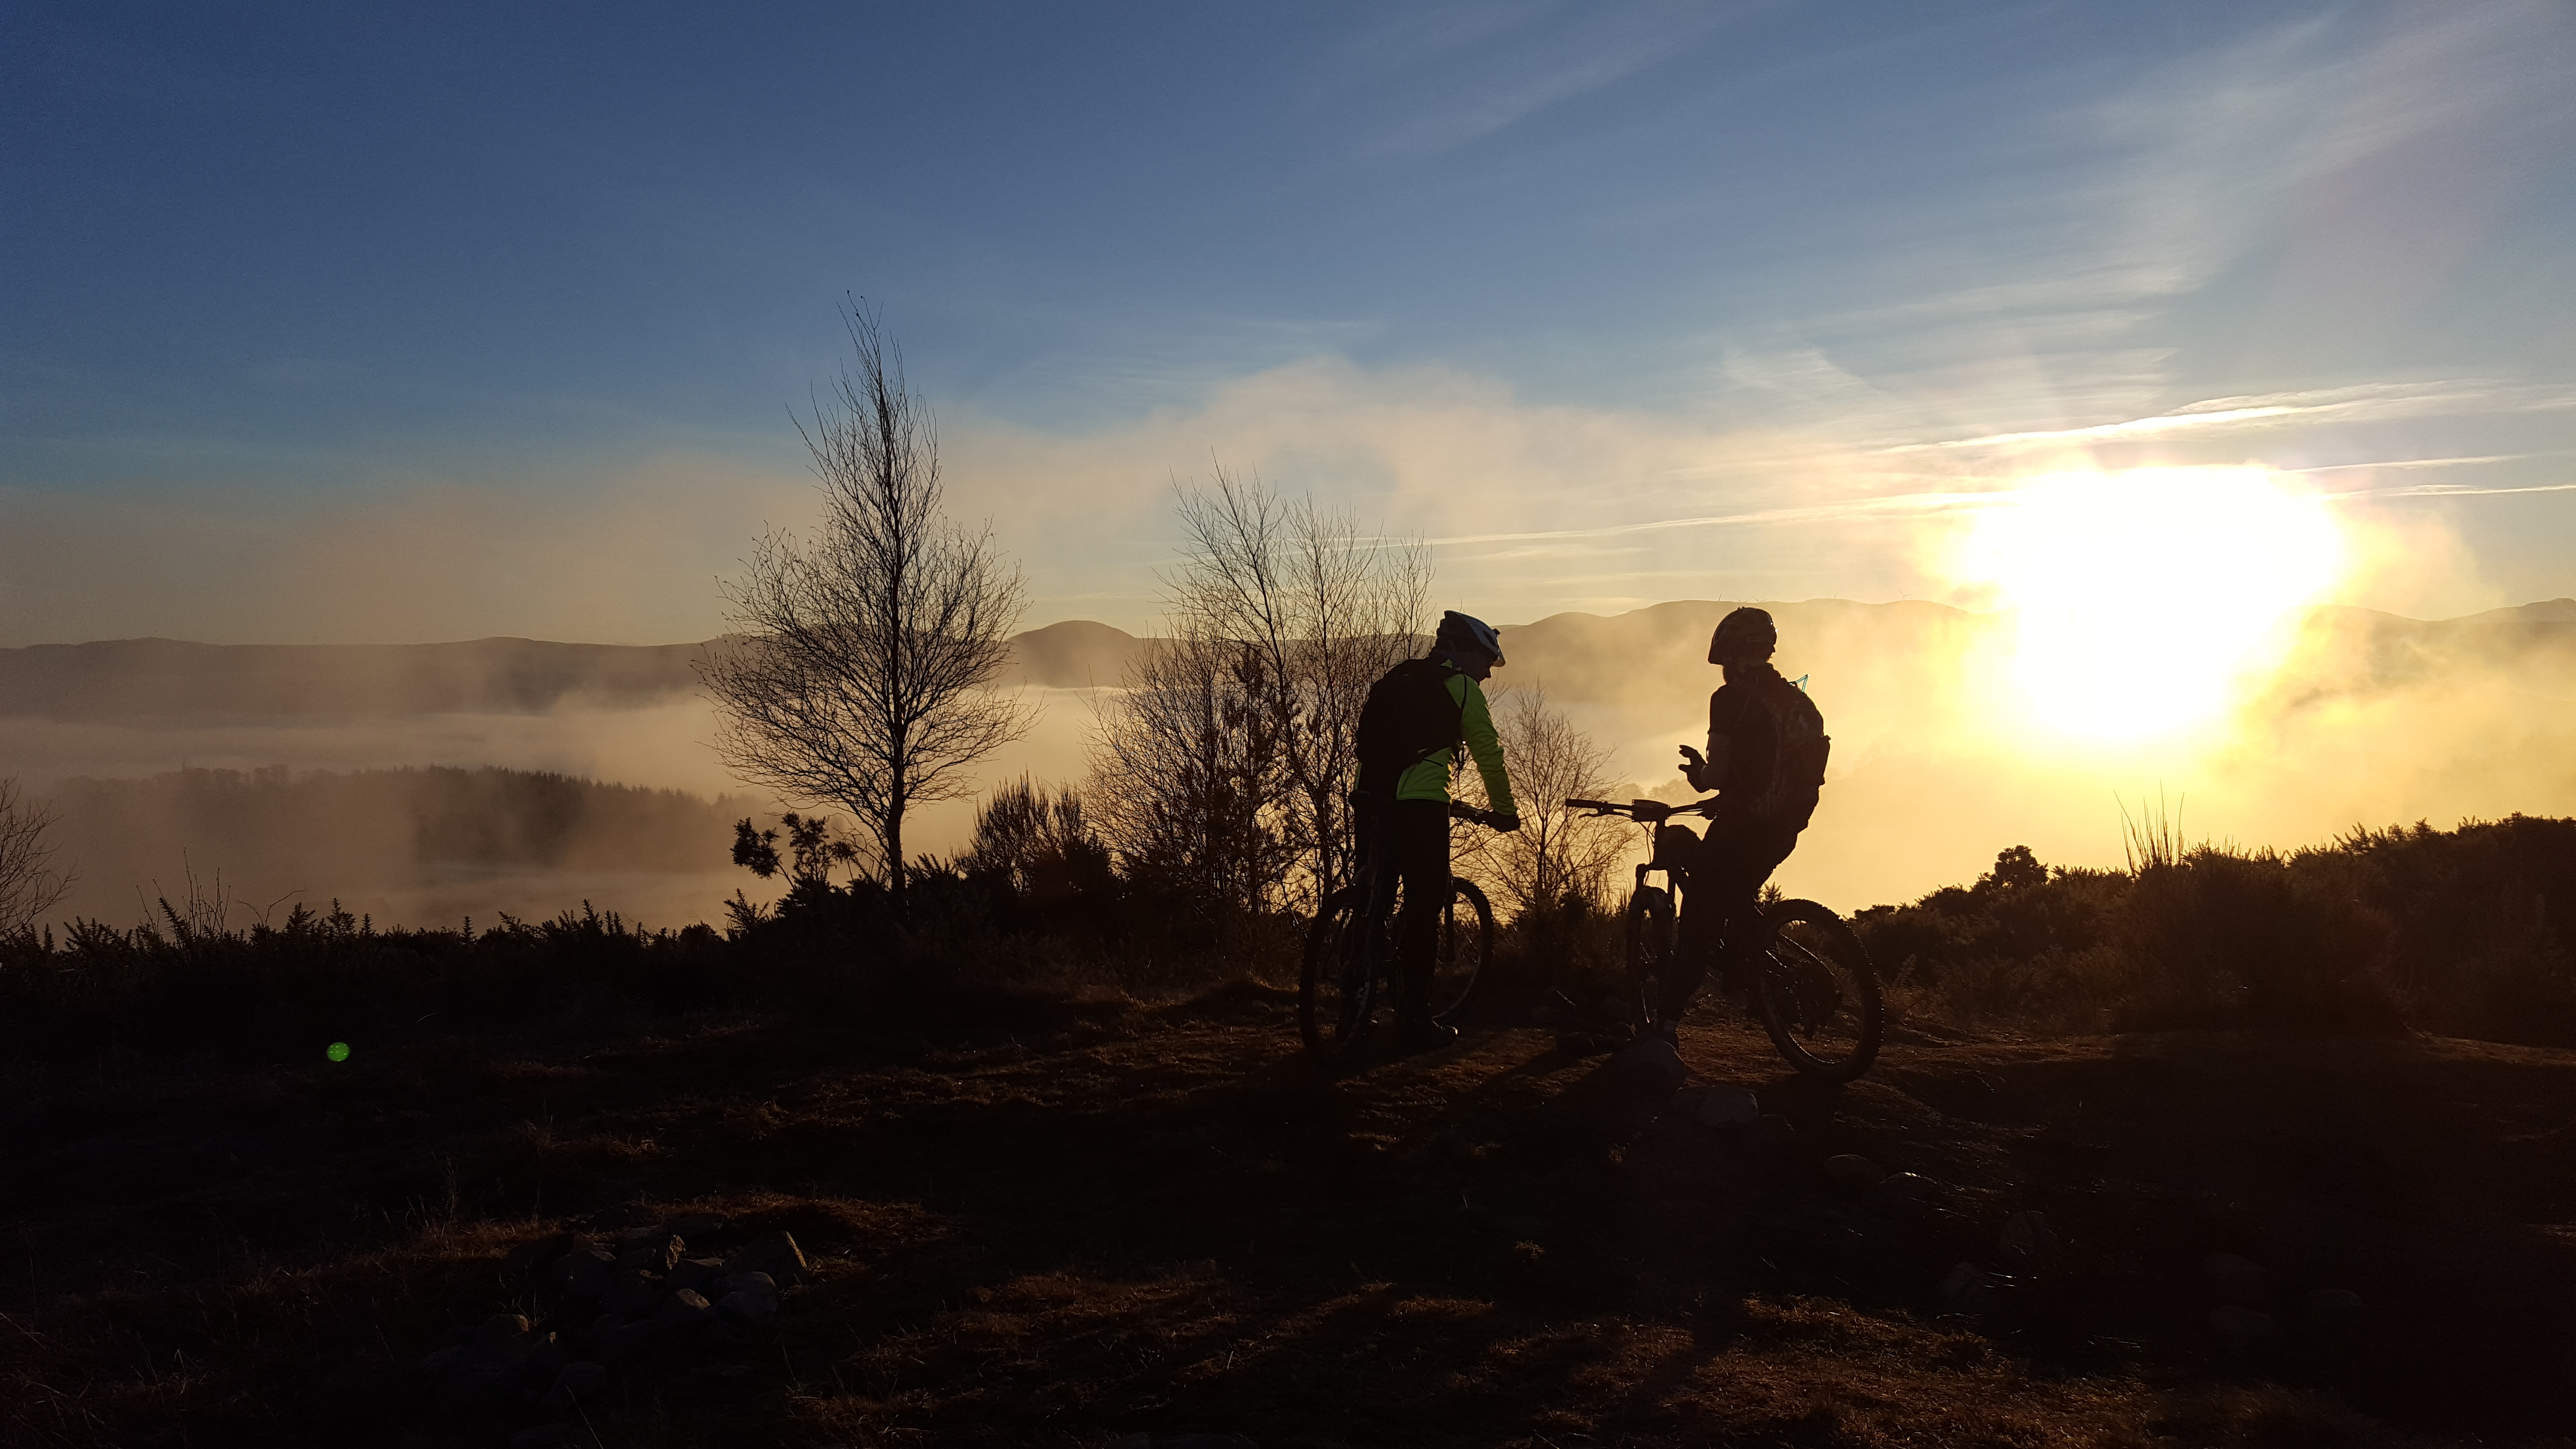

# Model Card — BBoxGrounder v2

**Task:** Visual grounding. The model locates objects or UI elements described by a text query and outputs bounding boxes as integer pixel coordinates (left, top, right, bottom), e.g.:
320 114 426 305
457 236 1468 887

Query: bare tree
1155 467 1431 904
0 777 71 935
1455 684 1629 918
700 306 1031 913
1086 631 1297 919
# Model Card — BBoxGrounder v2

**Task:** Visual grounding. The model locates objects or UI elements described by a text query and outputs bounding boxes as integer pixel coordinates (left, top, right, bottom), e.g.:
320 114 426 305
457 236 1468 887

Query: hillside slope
5 999 2568 1446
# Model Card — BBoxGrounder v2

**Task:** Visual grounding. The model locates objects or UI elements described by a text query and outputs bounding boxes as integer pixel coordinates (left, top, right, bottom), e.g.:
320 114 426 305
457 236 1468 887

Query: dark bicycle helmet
1434 610 1505 665
1708 606 1777 663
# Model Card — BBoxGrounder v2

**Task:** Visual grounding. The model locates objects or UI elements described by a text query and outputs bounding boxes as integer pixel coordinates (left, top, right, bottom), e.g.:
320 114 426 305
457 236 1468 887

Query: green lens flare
326 1041 351 1063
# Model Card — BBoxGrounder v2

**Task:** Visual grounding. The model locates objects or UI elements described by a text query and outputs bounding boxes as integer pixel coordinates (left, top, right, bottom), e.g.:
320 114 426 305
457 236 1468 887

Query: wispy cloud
1352 0 1742 158
1878 382 2576 456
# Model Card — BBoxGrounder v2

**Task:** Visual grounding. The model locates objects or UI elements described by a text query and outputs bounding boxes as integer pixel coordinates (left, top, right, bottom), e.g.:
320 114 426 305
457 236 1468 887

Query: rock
596 1318 661 1365
716 1284 781 1326
1996 1210 2062 1274
1936 1260 1992 1313
618 1234 684 1274
1613 1038 1686 1098
698 1318 748 1352
1110 1436 1155 1449
1672 1085 1760 1128
2209 1304 2281 1361
601 1268 666 1317
2301 1288 2365 1339
508 1231 585 1282
419 1345 464 1375
509 1428 568 1449
665 1213 726 1239
1163 1435 1260 1449
540 1360 609 1409
724 1230 809 1287
1863 1171 1937 1214
2199 1252 2269 1305
1555 1029 1608 1057
653 1288 715 1333
722 1270 778 1296
1821 1154 1886 1192
548 1246 616 1301
1740 1114 1797 1150
668 1256 729 1295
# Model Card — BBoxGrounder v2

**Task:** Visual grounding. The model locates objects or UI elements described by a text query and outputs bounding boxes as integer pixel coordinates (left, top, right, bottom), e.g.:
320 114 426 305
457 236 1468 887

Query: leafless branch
698 303 1032 907
0 777 71 935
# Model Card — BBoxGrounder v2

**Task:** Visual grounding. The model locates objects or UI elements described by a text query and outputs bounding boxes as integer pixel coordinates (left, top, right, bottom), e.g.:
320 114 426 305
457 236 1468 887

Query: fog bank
6 604 2572 926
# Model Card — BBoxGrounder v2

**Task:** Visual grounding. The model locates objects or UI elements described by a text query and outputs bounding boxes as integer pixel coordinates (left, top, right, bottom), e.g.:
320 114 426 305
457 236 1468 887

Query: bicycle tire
1626 884 1679 1032
1300 885 1379 1065
1750 898 1881 1080
1429 877 1494 1025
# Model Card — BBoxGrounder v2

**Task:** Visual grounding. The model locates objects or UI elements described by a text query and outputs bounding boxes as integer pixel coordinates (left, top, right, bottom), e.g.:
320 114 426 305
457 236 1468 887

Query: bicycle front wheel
1429 877 1494 1025
1301 886 1379 1066
1751 899 1881 1080
1626 884 1679 1033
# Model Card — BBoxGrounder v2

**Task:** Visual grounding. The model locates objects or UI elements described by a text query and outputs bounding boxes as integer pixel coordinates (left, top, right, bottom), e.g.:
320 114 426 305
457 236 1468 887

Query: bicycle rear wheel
1626 884 1679 1032
1428 877 1493 1025
1300 886 1379 1065
1750 899 1880 1080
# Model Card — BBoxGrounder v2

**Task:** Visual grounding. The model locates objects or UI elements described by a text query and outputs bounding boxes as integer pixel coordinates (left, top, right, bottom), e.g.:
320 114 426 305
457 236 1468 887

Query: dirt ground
6 984 2573 1447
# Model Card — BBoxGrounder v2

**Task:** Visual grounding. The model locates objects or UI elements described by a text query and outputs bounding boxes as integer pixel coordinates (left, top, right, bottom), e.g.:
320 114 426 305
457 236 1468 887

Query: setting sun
1950 467 2348 744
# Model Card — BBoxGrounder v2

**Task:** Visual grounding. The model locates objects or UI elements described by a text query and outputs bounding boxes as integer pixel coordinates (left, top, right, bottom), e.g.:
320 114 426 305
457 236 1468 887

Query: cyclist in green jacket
1352 611 1521 1049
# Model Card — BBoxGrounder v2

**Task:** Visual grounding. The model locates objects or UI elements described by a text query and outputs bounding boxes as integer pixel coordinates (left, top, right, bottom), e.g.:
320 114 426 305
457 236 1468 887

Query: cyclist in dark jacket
1663 606 1829 1035
1353 610 1521 1049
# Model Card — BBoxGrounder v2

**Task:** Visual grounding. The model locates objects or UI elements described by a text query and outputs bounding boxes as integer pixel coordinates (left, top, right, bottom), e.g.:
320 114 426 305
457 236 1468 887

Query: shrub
1854 819 2576 1044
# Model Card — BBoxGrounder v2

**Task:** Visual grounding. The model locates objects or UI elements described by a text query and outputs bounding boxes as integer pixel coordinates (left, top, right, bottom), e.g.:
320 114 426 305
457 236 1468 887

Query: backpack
1354 658 1463 797
1755 674 1831 830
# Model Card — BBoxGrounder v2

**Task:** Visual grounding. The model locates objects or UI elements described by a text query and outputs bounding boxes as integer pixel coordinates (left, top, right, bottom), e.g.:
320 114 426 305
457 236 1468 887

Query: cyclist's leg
1703 815 1800 990
1388 798 1452 1030
1353 792 1396 926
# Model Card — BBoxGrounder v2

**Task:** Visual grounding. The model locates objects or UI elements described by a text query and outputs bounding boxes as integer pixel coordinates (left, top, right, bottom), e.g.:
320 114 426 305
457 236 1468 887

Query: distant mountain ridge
3 600 2570 723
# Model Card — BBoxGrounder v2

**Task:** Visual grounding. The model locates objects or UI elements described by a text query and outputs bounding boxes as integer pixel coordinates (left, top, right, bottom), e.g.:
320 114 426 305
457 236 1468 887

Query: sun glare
1951 467 2348 745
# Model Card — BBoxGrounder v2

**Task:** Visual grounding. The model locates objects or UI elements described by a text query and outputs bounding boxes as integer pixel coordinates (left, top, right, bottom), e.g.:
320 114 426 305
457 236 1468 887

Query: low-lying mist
5 603 2571 930
40 767 759 933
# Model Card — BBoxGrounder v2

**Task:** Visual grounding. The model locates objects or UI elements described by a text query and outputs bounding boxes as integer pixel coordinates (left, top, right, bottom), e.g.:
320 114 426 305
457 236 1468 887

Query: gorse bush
1857 814 2576 1044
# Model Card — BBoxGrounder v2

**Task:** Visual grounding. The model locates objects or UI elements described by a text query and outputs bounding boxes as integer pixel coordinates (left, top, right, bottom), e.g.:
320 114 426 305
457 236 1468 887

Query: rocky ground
5 983 2572 1447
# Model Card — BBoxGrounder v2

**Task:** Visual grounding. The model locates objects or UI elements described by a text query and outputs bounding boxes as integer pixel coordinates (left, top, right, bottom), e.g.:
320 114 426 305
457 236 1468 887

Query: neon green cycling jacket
1394 665 1517 815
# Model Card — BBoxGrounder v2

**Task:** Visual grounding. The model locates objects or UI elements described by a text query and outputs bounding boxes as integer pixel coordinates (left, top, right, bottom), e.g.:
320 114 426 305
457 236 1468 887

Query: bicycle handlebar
1564 796 1718 823
1447 802 1513 829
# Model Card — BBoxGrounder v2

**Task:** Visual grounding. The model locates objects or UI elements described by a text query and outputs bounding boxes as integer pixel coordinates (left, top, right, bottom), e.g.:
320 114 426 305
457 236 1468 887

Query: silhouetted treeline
47 765 745 898
1857 814 2576 1046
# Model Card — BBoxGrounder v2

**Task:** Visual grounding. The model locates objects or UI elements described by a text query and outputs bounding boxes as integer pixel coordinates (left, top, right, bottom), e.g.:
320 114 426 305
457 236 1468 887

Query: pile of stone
418 1214 807 1440
2195 1250 2366 1367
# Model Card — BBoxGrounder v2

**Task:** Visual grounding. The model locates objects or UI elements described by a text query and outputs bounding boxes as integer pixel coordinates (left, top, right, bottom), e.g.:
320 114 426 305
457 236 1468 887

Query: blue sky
6 0 2574 643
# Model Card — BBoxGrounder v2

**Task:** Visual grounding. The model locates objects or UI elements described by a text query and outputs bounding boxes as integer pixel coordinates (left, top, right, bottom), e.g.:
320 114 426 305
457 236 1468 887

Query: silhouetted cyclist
1352 610 1522 1050
1662 606 1829 1038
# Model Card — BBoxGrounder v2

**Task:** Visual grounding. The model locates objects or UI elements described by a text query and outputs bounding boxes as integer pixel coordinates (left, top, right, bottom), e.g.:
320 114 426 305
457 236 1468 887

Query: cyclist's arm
1692 687 1738 793
1452 676 1518 816
1688 735 1731 792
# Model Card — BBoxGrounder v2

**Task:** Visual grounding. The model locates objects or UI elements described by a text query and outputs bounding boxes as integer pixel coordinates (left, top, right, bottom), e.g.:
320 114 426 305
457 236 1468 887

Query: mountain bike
1299 801 1502 1067
1566 797 1881 1081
